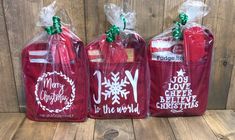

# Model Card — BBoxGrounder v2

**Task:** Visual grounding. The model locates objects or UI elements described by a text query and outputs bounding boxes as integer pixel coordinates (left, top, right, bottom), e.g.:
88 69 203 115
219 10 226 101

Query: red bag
149 1 214 116
22 2 88 121
86 4 150 119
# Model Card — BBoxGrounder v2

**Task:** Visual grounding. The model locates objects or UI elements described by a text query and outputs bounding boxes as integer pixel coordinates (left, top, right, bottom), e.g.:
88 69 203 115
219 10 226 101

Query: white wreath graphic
35 71 76 113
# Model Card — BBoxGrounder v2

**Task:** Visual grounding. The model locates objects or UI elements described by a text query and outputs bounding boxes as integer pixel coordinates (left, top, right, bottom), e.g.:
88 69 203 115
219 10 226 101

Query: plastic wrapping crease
22 1 89 122
149 0 214 117
86 3 150 119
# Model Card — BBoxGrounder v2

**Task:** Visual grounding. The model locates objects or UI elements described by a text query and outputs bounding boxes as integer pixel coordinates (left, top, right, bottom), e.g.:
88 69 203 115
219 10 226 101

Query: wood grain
0 111 234 140
3 0 43 112
132 0 165 40
1 0 235 111
13 119 58 140
0 113 25 140
204 110 235 140
163 0 184 30
227 66 235 109
75 119 95 140
52 119 95 140
52 123 78 140
85 0 106 43
168 116 217 140
94 119 135 140
0 0 19 112
133 117 175 140
204 0 235 109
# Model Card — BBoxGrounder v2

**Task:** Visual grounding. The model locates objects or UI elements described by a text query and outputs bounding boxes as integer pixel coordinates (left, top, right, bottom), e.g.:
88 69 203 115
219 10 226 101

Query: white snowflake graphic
102 72 130 105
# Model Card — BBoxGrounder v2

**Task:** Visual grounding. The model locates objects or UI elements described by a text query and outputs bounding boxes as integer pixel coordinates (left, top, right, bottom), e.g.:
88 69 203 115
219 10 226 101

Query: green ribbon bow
105 15 126 43
45 16 62 35
172 13 188 40
106 25 120 42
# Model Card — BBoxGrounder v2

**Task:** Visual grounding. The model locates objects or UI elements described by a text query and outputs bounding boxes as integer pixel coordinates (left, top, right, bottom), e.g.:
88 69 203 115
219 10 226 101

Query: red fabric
149 26 214 116
184 27 208 64
22 27 89 122
86 33 149 119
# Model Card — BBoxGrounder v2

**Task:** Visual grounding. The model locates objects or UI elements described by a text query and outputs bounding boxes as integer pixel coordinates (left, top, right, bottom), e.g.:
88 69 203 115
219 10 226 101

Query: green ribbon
172 21 182 40
106 25 120 42
172 13 188 40
179 13 188 25
105 15 127 42
120 14 126 30
45 16 62 35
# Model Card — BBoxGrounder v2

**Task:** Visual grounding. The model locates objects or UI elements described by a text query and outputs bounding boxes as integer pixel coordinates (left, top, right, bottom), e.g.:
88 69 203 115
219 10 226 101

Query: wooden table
1 110 235 140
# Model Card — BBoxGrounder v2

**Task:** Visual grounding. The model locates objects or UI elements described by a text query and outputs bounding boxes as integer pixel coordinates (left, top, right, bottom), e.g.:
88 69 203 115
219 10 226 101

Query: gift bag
86 3 150 119
22 1 89 121
149 0 214 116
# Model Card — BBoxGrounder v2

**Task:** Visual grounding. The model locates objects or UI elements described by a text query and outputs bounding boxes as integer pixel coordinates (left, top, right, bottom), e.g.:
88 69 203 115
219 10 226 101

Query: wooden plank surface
204 110 235 140
163 0 184 30
85 0 106 43
1 0 235 112
0 113 25 140
75 119 95 140
227 66 235 109
3 0 43 112
0 0 19 112
168 116 217 140
13 119 58 140
94 119 135 140
52 119 95 140
133 0 165 40
0 111 233 140
133 117 175 140
204 0 235 109
52 122 78 140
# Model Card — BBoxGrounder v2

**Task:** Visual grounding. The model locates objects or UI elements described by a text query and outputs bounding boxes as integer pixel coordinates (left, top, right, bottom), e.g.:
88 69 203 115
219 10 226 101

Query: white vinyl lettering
93 69 140 114
125 69 139 103
93 70 102 104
